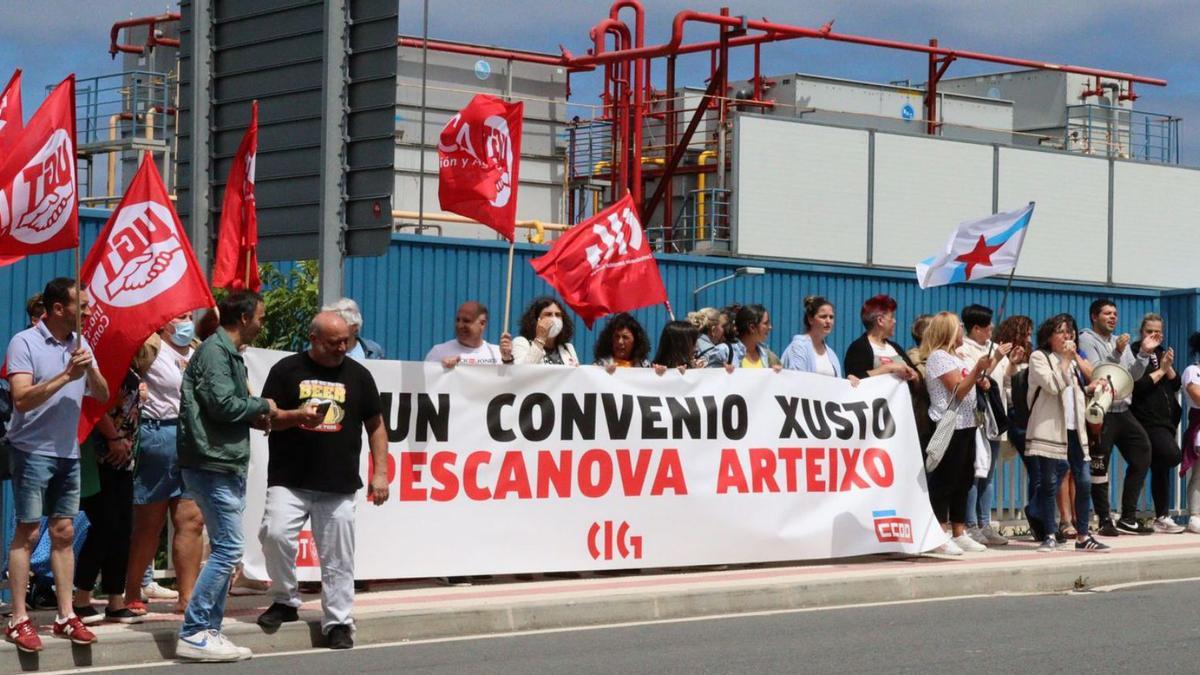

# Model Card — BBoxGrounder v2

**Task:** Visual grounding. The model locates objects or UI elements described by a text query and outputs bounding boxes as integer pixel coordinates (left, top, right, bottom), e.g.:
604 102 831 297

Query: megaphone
1085 363 1135 426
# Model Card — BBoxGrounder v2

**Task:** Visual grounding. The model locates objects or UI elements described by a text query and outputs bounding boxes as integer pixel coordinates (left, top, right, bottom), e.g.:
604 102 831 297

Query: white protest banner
241 349 947 580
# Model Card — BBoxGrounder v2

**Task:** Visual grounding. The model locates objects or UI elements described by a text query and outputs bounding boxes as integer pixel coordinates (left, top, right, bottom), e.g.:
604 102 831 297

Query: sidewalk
7 530 1200 671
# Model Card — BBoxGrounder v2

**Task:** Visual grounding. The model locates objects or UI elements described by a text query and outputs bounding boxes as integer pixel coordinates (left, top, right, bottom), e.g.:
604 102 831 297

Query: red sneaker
6 617 43 653
52 615 98 645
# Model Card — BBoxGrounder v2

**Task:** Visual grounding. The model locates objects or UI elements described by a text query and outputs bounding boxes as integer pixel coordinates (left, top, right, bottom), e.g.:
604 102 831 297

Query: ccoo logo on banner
239 351 948 581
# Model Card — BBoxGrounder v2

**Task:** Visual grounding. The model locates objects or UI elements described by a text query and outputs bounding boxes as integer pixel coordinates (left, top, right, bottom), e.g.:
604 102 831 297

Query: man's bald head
455 301 489 347
309 311 352 366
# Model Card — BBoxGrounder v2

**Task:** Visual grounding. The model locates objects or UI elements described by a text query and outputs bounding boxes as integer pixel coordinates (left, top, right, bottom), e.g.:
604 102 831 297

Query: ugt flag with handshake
915 202 1035 289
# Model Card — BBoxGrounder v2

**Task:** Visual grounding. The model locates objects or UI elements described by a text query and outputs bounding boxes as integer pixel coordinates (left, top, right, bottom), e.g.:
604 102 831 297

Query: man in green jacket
175 290 278 662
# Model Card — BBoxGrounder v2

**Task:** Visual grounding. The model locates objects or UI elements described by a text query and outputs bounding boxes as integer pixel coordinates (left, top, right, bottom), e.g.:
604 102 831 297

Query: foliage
254 261 319 351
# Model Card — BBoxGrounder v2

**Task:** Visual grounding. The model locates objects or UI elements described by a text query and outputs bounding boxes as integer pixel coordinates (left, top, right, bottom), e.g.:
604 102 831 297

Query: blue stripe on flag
872 509 896 517
984 208 1033 247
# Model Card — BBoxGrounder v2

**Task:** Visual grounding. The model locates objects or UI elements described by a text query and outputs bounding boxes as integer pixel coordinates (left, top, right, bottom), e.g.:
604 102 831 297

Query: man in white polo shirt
425 301 513 367
5 278 109 653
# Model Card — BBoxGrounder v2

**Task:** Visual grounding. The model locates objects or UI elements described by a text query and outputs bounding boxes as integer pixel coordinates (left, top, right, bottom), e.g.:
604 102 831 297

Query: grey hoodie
1077 328 1150 411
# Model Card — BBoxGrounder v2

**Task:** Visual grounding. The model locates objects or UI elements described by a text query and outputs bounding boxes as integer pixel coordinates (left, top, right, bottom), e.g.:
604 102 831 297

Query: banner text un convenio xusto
242 349 947 580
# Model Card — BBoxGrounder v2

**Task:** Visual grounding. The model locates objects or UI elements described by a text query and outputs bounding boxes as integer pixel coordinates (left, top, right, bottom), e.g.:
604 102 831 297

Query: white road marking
38 588 1093 674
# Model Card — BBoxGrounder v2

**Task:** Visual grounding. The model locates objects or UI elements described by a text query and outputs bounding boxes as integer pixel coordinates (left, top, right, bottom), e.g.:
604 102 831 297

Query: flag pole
985 265 1019 361
74 243 81 347
243 248 252 289
503 240 515 334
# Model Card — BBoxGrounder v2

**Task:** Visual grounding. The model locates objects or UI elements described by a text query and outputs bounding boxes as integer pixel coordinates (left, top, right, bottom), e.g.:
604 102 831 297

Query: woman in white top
511 296 580 366
1025 314 1109 552
1180 332 1200 533
123 313 206 614
919 312 994 555
781 296 845 378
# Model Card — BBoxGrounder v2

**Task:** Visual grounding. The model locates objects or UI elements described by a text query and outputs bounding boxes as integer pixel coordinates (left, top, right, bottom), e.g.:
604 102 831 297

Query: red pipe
590 19 633 201
566 9 1166 88
397 37 590 70
109 12 181 59
609 1 647 209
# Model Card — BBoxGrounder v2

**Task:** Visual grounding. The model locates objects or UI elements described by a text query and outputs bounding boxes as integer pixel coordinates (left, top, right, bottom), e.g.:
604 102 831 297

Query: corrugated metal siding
343 234 1170 364
0 210 106 344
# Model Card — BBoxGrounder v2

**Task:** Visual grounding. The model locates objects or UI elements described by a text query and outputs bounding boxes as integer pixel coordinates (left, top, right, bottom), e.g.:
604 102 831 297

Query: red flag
78 156 215 440
212 100 261 291
0 70 25 267
0 69 23 155
0 74 78 257
529 193 668 328
438 94 522 241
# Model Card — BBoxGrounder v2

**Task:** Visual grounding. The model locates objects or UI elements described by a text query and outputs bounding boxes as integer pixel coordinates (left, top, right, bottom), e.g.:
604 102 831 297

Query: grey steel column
319 0 349 305
187 0 213 274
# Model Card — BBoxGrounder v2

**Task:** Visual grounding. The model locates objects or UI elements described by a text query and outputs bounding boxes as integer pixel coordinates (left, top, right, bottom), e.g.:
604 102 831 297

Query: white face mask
547 316 563 339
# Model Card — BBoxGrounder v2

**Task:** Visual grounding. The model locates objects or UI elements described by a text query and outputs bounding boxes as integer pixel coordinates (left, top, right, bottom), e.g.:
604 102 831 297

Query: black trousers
74 462 134 595
1145 425 1182 518
928 427 976 524
1089 409 1151 522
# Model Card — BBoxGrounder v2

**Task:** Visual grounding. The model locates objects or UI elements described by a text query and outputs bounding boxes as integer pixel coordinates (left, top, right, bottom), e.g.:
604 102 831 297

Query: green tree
255 260 319 351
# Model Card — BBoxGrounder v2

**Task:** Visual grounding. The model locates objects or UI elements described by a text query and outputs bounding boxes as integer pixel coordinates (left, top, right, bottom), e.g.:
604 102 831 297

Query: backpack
1008 363 1041 430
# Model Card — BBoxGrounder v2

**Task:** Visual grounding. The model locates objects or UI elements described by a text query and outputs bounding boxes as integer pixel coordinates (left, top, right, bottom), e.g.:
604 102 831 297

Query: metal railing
71 70 171 151
1065 104 1181 164
648 187 732 254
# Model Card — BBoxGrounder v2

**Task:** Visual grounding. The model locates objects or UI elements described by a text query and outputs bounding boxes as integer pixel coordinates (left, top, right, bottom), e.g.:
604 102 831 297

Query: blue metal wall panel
345 234 1174 365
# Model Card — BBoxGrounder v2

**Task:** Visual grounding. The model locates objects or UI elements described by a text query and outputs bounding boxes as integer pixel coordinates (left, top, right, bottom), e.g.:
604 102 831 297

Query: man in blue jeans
174 291 278 662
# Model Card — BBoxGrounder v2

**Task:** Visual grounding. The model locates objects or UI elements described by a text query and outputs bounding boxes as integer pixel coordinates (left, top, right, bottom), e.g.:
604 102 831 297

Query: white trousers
258 485 356 631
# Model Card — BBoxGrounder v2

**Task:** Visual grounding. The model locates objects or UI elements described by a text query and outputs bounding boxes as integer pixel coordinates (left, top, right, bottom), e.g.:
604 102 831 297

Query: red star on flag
954 235 1003 280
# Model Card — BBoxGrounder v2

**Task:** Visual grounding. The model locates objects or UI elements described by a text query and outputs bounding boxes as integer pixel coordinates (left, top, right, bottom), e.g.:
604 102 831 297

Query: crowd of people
4 279 1200 661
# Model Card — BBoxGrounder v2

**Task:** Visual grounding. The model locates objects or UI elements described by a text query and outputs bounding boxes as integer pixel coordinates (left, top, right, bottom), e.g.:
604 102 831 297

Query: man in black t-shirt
255 312 389 650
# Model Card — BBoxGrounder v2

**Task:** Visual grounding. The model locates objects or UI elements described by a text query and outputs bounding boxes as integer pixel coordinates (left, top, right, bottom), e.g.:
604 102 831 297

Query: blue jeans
1033 431 1092 538
966 440 1001 527
179 468 246 637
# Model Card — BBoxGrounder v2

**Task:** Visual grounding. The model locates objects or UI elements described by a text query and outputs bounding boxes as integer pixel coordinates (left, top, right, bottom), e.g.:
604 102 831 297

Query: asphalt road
58 580 1200 674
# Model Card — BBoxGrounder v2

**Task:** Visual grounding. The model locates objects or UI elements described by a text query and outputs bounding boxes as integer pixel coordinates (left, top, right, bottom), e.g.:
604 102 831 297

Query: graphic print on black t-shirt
260 352 382 494
298 379 347 432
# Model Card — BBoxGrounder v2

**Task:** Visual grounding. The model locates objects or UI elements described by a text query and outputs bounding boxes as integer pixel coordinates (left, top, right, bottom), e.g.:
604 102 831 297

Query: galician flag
915 202 1035 289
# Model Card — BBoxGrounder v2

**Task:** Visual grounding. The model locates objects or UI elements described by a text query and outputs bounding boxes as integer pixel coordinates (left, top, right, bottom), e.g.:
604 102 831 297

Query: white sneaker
978 524 1009 546
932 539 964 556
1036 537 1057 553
1188 516 1200 534
176 629 250 662
142 581 179 601
952 533 987 552
213 632 253 660
1153 516 1185 534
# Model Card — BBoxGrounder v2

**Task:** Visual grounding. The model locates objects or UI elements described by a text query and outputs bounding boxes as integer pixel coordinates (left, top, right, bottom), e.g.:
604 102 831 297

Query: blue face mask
170 320 195 347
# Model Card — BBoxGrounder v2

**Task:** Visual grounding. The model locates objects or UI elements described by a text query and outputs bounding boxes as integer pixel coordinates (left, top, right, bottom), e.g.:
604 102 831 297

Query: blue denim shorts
133 420 190 504
10 449 81 523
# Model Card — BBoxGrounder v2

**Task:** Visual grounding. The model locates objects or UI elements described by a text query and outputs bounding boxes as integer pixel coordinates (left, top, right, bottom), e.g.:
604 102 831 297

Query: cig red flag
0 74 78 256
212 100 260 291
530 193 667 328
438 94 522 241
0 69 22 155
78 156 215 440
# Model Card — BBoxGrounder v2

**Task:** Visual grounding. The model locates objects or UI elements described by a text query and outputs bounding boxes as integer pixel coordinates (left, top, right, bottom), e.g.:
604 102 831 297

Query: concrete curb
5 548 1198 671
